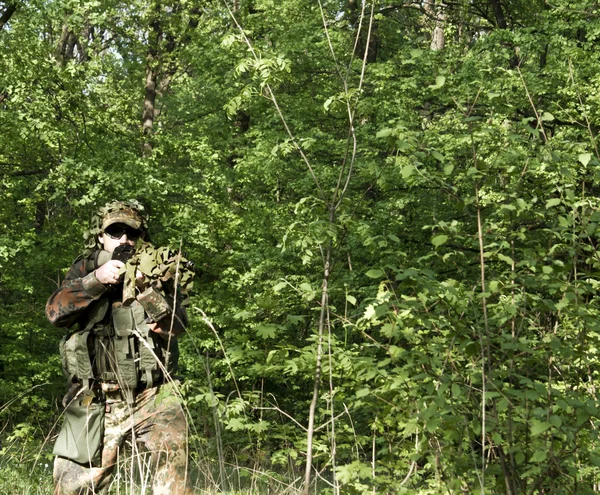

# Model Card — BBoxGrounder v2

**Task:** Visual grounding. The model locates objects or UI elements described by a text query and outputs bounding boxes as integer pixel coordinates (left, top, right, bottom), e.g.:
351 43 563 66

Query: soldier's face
99 222 140 253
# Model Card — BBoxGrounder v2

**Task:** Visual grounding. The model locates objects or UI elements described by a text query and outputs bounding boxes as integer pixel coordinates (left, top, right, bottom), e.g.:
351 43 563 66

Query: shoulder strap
83 299 110 332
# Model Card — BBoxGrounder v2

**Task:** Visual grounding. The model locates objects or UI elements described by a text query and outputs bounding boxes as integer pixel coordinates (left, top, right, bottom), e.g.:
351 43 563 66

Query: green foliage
2 0 600 492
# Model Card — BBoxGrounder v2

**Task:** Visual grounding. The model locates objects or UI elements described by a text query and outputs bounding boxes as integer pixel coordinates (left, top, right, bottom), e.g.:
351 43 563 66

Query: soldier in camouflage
46 201 194 495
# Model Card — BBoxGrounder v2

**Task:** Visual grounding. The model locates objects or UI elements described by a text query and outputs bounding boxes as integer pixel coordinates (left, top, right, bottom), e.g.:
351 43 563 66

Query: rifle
91 243 135 269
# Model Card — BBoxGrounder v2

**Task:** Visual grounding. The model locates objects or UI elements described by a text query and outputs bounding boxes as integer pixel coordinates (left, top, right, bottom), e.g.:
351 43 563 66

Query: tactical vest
59 253 179 405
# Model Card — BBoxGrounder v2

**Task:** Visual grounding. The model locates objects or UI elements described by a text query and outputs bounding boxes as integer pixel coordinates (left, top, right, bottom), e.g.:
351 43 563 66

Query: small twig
568 58 600 159
223 1 325 199
194 307 243 401
256 406 307 431
516 66 548 143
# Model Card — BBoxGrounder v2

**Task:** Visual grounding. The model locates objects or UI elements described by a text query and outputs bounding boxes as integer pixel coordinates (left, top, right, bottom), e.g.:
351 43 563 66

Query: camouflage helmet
101 202 146 231
83 200 148 251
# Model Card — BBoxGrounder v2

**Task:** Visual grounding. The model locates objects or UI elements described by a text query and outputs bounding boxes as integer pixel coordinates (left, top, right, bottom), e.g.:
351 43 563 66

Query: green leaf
366 269 384 278
225 418 246 431
286 314 305 324
299 283 315 301
579 153 592 166
388 345 402 359
530 450 547 463
431 150 444 162
497 253 514 265
364 305 377 320
346 294 357 305
558 215 570 227
451 383 462 398
549 415 562 428
432 234 448 247
272 281 287 292
396 140 411 151
155 386 170 406
401 163 415 179
256 324 277 339
546 198 561 208
356 388 370 398
376 128 393 138
299 282 312 292
233 310 254 321
429 75 446 90
541 112 554 121
531 419 551 436
403 420 418 436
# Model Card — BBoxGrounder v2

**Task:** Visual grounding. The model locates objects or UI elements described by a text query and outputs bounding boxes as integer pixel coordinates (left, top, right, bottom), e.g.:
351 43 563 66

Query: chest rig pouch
59 298 173 405
109 302 161 404
59 298 110 393
59 248 182 405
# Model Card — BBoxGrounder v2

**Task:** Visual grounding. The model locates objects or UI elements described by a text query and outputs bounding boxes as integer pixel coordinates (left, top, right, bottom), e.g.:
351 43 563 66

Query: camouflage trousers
54 381 193 495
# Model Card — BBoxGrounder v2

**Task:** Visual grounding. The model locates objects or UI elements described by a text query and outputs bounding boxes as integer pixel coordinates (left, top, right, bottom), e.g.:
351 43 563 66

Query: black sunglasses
104 223 143 241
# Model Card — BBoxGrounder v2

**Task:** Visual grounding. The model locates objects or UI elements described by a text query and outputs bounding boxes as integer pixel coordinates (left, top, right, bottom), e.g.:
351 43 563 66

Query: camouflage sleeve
45 257 108 328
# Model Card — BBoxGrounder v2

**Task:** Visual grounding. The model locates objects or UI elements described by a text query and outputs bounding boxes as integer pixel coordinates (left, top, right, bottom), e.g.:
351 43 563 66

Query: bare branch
223 0 325 200
0 2 17 31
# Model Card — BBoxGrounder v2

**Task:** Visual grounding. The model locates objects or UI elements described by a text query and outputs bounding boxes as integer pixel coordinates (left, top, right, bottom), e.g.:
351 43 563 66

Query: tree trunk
0 2 16 31
425 0 445 51
141 3 201 156
55 22 87 64
55 24 71 64
489 0 507 29
142 9 162 156
303 254 330 495
142 63 158 156
431 25 445 51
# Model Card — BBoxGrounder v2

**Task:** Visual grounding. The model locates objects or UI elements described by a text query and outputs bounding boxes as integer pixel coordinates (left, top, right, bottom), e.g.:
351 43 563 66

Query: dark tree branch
0 2 17 31
489 0 507 29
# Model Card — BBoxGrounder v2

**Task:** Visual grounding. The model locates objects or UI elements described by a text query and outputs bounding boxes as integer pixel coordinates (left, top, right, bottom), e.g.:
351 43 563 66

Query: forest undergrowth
3 0 600 493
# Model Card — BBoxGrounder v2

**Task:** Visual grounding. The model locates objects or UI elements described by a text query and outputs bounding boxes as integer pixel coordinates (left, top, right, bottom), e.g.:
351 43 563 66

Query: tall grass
0 422 304 494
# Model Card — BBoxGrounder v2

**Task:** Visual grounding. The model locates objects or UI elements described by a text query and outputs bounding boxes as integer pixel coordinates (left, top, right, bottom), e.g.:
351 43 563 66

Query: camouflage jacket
46 256 109 329
46 252 188 390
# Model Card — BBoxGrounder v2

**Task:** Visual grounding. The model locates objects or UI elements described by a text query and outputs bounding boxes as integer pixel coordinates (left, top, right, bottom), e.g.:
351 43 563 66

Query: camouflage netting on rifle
121 241 195 306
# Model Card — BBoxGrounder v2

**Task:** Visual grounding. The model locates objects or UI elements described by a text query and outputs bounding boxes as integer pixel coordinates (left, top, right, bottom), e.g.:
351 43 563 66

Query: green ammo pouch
59 331 94 384
111 303 159 404
53 400 105 466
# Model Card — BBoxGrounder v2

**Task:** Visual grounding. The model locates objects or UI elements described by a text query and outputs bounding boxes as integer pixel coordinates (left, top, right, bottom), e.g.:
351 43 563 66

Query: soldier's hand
147 318 185 339
94 260 125 285
147 320 171 338
135 269 146 289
